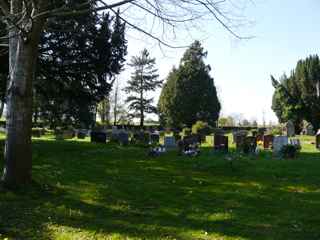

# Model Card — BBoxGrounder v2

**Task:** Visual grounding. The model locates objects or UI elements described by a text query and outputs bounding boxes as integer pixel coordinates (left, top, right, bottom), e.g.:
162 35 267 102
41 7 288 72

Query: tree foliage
158 41 221 127
124 49 161 127
35 10 127 128
271 55 320 131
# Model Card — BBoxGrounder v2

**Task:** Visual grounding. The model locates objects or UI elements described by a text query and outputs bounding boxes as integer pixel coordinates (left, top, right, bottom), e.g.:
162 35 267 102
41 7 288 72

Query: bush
280 144 301 158
192 121 212 142
192 121 208 134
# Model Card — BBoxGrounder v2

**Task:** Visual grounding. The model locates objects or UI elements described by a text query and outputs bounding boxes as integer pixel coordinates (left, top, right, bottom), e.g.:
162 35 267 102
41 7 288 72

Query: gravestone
263 134 274 149
316 130 320 149
55 129 74 140
243 136 257 154
111 126 119 142
118 131 129 146
273 136 288 154
214 135 228 152
164 136 176 148
286 120 295 137
235 134 246 150
233 130 247 144
91 131 107 143
150 133 160 144
63 130 75 139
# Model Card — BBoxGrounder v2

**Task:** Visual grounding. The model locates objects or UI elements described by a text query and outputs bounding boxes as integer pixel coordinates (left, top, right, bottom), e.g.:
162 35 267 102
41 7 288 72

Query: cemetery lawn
0 136 320 240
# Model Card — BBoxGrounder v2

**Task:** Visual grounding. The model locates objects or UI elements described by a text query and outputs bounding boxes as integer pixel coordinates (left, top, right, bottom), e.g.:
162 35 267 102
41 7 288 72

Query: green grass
0 135 320 240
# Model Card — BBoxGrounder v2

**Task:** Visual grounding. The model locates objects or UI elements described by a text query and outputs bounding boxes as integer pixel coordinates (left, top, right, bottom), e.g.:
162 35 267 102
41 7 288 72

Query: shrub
192 121 212 142
192 121 207 134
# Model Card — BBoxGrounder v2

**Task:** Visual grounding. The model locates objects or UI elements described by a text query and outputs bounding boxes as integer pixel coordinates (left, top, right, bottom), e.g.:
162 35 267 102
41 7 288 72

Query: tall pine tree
124 49 161 127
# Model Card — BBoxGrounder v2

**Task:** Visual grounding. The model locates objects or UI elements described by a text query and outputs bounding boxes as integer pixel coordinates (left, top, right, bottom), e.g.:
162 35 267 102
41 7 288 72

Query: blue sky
118 0 320 124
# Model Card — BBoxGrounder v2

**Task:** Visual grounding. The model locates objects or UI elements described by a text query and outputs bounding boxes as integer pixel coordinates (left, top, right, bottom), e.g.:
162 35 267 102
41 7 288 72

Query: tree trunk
140 90 144 128
0 100 4 119
1 3 44 187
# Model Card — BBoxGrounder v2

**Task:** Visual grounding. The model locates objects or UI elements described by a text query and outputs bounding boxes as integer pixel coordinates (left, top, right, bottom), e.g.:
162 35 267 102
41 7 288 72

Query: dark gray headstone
91 131 107 143
214 135 228 152
118 131 129 146
150 133 160 144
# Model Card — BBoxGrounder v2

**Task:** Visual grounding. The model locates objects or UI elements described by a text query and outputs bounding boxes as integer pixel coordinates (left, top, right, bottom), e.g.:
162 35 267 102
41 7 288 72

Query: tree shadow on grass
0 140 320 239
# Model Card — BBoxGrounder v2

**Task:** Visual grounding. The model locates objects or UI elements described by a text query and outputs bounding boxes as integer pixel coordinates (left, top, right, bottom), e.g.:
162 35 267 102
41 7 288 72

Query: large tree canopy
158 41 221 127
271 55 320 131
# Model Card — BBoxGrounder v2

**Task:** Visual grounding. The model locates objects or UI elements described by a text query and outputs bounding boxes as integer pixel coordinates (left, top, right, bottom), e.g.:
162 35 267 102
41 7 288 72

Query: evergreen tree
124 49 161 127
271 54 320 131
35 10 127 128
158 41 221 127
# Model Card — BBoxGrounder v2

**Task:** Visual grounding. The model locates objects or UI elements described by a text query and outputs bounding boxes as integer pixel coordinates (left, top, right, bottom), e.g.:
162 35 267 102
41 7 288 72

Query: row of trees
96 41 221 129
218 116 259 127
271 55 320 132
